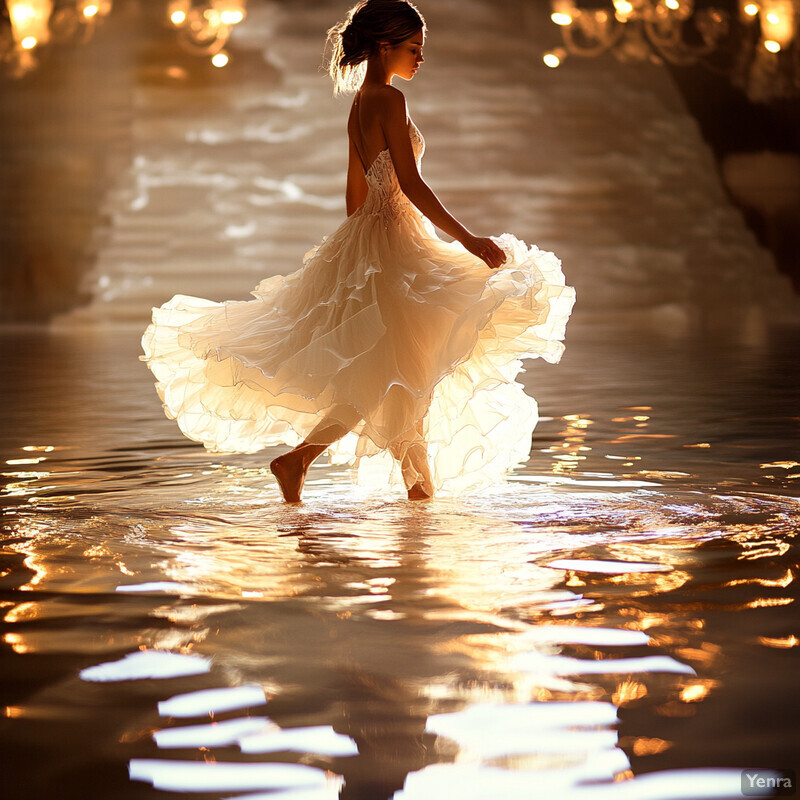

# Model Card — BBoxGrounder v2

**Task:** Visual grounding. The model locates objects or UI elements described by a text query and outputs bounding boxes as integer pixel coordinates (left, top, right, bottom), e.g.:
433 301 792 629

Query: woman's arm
379 86 505 269
346 136 368 216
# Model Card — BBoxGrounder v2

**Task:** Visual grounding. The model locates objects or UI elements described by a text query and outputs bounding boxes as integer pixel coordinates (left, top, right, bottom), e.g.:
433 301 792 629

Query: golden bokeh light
10 4 37 24
543 52 562 68
680 681 716 703
764 39 781 51
220 10 245 26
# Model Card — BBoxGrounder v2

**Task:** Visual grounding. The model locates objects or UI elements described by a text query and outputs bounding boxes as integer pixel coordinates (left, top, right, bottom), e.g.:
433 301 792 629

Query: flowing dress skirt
141 199 575 495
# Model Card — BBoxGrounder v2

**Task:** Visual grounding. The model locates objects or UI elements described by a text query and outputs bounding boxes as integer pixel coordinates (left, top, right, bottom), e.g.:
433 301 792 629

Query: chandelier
543 0 800 102
0 0 248 77
0 1 112 76
165 0 246 68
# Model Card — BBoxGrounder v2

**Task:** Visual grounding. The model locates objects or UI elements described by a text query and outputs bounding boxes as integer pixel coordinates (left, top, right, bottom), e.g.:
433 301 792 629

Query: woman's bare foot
270 443 325 503
407 481 432 501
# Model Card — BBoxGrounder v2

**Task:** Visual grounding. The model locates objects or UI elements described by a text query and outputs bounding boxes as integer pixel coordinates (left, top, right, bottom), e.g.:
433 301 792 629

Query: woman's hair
325 0 425 95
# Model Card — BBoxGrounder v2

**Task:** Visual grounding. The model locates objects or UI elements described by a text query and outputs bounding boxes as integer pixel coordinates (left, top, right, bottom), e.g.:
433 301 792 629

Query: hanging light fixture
1 0 113 76
0 0 246 78
5 0 53 76
167 0 247 67
544 0 800 102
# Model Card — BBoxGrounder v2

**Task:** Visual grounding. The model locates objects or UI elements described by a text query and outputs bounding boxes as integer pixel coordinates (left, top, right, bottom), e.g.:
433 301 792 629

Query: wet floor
1 323 798 799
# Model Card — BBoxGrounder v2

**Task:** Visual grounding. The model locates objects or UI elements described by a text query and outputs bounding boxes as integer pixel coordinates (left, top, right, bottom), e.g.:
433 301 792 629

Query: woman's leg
270 405 361 503
390 420 433 501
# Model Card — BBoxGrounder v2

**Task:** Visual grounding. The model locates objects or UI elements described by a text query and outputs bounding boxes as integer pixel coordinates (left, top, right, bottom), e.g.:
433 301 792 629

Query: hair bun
340 22 372 66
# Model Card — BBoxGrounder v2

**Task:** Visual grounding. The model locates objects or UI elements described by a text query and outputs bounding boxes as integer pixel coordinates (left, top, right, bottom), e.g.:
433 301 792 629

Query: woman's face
385 29 425 81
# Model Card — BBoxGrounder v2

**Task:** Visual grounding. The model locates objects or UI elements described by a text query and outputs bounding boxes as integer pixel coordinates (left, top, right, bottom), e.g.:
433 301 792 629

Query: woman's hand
461 235 507 270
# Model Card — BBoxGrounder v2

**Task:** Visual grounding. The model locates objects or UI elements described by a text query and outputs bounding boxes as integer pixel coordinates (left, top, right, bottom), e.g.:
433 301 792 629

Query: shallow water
2 324 798 799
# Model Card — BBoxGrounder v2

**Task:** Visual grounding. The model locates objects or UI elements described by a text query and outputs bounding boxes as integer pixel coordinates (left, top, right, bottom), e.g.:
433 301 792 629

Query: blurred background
0 0 798 332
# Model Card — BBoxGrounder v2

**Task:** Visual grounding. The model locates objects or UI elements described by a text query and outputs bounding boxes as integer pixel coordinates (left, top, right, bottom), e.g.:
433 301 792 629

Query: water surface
2 325 798 799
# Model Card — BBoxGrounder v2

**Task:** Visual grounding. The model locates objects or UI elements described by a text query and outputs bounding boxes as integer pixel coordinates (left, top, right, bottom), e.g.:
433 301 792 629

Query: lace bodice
358 120 425 218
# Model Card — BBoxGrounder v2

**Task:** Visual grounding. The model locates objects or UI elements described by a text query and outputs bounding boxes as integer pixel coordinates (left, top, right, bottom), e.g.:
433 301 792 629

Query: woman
141 0 575 503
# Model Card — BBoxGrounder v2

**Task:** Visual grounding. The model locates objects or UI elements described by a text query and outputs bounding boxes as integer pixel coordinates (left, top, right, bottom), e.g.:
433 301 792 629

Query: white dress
141 120 575 495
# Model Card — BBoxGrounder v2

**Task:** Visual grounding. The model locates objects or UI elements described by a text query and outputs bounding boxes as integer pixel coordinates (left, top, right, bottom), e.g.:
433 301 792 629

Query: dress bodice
359 120 425 217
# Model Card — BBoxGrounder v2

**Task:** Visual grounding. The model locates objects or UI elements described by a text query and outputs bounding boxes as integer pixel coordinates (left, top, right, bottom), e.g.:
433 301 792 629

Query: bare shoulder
359 84 407 117
376 85 407 116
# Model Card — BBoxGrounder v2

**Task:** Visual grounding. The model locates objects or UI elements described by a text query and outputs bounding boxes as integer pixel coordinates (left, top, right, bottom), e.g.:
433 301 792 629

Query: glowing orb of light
211 51 229 68
21 35 37 49
220 10 245 25
743 3 759 14
764 39 781 52
83 3 99 17
665 0 680 9
543 51 562 68
10 5 37 25
551 12 572 26
170 10 186 25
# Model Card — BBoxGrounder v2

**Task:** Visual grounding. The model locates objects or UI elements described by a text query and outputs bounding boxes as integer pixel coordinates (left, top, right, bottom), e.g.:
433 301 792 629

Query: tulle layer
141 207 575 495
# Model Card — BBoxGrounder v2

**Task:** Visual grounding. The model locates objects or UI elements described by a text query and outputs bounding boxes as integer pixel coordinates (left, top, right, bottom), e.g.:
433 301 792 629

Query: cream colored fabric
141 121 575 495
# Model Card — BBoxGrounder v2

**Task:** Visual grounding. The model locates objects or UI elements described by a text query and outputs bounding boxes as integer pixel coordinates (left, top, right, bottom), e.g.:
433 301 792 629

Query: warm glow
212 52 230 68
680 683 711 702
551 12 573 26
614 0 634 15
3 632 30 654
758 635 799 648
632 737 672 756
10 4 37 24
170 10 186 25
543 52 562 68
759 2 794 45
20 36 38 49
9 0 52 47
744 2 759 14
745 596 793 608
665 0 680 9
613 679 648 706
727 569 794 588
220 10 245 25
83 3 99 16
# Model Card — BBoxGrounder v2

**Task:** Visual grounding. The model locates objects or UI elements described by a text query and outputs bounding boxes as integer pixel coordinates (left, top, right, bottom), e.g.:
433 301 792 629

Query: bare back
347 86 400 174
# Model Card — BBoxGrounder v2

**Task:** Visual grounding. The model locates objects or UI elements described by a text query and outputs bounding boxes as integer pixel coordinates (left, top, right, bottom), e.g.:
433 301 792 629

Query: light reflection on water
1 327 799 799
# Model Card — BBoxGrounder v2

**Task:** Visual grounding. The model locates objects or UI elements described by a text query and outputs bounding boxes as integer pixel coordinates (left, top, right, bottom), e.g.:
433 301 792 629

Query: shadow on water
1 326 799 799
